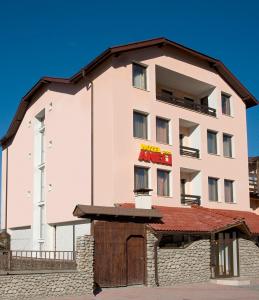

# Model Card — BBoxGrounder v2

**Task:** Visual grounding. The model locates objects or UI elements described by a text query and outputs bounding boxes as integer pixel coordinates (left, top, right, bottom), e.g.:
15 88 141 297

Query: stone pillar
76 235 94 291
146 230 158 287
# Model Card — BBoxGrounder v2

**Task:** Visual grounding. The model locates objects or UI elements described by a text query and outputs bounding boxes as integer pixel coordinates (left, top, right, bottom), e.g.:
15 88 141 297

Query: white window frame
157 168 171 197
156 116 171 145
221 92 232 116
134 165 150 191
132 62 148 91
207 130 219 155
223 133 234 158
208 176 219 202
133 110 150 140
224 179 236 203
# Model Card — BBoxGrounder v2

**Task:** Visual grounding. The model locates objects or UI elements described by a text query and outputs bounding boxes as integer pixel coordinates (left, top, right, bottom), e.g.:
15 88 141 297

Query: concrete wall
239 237 259 277
10 227 32 250
146 231 211 286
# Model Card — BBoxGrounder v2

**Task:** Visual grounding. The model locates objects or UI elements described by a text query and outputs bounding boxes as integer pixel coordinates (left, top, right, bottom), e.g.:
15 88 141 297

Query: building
249 156 259 210
1 38 259 286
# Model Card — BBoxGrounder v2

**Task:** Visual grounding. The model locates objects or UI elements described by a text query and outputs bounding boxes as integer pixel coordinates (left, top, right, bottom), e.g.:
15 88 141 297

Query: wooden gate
94 221 145 287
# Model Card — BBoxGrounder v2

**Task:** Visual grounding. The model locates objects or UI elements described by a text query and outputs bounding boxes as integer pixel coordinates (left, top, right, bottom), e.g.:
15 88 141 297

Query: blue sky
0 0 258 162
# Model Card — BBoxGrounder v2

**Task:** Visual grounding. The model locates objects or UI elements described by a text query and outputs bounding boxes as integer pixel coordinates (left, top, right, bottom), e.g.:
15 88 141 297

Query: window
181 179 186 195
200 96 208 107
159 234 202 248
223 134 233 157
157 169 170 196
156 117 169 144
134 166 149 191
222 94 231 115
224 180 234 203
132 63 147 90
133 111 148 139
207 130 218 154
208 177 219 201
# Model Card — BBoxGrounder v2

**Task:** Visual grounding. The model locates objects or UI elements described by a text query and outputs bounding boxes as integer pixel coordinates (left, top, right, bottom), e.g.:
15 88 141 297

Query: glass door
215 231 238 278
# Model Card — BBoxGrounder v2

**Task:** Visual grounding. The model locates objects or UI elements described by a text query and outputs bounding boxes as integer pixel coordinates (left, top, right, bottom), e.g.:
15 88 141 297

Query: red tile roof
120 204 259 234
201 207 259 235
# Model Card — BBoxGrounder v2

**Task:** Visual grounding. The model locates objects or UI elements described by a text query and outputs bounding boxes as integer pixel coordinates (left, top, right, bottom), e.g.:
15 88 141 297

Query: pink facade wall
2 45 251 230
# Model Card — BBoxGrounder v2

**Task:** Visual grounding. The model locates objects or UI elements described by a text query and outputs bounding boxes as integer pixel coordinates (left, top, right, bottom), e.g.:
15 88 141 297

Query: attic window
132 63 147 90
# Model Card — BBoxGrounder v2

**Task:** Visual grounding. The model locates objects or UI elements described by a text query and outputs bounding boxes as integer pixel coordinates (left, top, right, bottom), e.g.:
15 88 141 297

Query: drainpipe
82 70 94 206
4 147 9 231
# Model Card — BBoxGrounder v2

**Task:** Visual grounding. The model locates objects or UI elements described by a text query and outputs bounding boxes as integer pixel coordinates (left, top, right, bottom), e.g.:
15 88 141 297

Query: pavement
39 282 259 300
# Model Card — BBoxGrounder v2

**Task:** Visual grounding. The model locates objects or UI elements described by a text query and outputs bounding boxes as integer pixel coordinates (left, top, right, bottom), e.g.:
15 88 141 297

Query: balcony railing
249 177 259 196
157 93 216 117
181 194 201 206
180 146 200 158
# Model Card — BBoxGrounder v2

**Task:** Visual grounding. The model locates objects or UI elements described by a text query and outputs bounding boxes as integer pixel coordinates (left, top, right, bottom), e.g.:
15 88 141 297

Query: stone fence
0 235 94 300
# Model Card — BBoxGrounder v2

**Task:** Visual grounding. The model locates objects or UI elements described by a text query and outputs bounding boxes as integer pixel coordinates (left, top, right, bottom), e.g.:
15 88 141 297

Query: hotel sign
138 144 172 166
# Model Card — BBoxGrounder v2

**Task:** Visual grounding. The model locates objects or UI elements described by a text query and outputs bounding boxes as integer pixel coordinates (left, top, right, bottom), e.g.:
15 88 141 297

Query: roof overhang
1 37 258 148
73 204 163 221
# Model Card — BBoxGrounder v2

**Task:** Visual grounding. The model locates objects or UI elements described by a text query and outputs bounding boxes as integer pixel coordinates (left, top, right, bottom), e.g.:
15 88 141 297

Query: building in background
249 156 259 210
1 38 259 285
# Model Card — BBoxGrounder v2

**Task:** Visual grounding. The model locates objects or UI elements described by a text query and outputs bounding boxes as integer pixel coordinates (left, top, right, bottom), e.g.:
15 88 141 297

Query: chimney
134 188 153 209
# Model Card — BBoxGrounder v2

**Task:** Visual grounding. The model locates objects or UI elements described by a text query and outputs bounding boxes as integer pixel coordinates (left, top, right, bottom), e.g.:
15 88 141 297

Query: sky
0 0 258 171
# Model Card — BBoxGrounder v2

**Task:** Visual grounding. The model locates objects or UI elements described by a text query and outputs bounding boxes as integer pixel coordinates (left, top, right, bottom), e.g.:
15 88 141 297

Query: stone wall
158 239 211 285
146 231 211 286
146 230 158 287
239 237 259 277
0 234 94 299
0 271 91 300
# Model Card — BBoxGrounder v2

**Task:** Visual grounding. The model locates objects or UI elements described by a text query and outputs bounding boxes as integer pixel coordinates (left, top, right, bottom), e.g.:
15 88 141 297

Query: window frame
221 93 231 116
223 133 233 158
208 177 219 202
133 110 149 140
207 130 218 155
157 169 171 197
224 179 234 203
134 165 150 191
156 116 170 145
132 62 148 91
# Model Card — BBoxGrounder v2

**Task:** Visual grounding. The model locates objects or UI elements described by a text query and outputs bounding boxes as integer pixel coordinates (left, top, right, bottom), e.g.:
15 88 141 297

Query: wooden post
210 233 216 279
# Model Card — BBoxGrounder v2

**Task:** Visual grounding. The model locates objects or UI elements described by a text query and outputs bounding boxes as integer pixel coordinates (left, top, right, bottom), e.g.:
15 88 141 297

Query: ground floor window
159 234 203 248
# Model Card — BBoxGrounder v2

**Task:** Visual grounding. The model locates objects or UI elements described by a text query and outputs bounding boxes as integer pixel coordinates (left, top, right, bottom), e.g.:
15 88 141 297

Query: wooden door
94 221 145 287
127 236 145 285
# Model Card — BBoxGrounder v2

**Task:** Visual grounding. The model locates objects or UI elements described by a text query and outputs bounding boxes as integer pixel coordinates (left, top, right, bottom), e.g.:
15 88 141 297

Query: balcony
180 168 201 206
156 65 217 117
157 93 216 117
179 119 200 159
249 157 259 197
180 145 200 159
181 194 201 205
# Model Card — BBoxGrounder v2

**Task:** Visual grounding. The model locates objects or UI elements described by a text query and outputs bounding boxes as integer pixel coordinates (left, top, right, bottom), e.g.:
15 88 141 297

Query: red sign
138 145 172 166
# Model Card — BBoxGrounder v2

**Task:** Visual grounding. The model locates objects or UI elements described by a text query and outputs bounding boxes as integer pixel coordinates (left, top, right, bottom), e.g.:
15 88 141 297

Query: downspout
82 70 94 206
4 147 9 231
